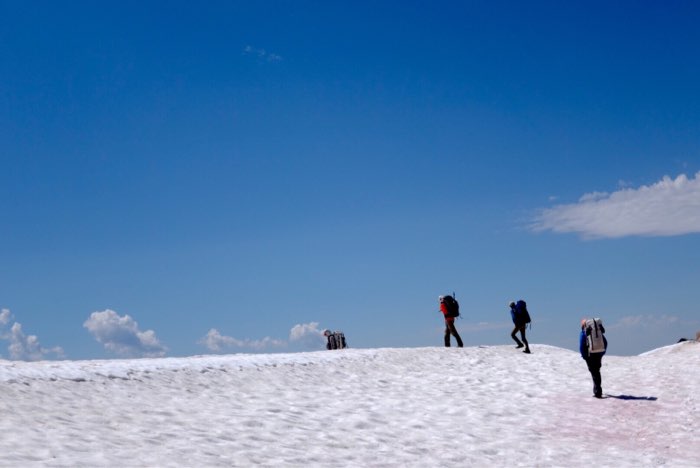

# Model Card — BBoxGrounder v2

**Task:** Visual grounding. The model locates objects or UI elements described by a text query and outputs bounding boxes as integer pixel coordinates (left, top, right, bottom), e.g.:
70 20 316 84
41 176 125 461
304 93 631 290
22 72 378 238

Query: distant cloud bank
84 310 167 358
0 308 64 361
199 328 285 352
531 172 700 239
199 321 326 353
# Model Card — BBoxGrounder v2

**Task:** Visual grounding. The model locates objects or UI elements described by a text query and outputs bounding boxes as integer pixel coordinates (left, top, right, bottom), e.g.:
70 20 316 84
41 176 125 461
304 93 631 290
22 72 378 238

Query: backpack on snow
584 318 606 354
515 300 531 327
440 294 460 318
326 331 347 350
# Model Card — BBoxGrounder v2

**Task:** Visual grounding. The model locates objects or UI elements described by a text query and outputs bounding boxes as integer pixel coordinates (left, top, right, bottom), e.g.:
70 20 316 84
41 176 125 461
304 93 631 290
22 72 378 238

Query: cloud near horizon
609 314 681 329
199 328 286 352
84 310 167 358
288 322 327 349
199 321 326 353
0 308 64 361
530 172 700 239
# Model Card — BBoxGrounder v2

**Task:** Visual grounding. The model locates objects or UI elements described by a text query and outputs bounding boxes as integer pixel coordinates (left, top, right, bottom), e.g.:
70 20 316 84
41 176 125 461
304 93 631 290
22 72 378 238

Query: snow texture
0 342 698 467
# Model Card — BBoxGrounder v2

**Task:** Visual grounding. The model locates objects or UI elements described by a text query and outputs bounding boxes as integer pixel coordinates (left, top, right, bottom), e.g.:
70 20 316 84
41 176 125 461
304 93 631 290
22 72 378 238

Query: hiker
580 318 607 398
509 300 531 354
439 295 463 347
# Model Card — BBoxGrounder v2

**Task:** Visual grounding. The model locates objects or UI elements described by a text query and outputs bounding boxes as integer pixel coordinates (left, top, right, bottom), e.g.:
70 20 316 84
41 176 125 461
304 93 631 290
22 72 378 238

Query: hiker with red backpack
580 318 607 398
439 294 463 347
509 300 531 354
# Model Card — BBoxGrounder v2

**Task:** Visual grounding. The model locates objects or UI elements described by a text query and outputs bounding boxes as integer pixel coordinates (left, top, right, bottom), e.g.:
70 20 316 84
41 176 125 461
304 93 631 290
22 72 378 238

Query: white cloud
289 322 326 349
0 308 11 325
198 322 326 353
198 328 285 352
84 310 167 358
0 308 64 361
8 322 65 361
531 172 700 239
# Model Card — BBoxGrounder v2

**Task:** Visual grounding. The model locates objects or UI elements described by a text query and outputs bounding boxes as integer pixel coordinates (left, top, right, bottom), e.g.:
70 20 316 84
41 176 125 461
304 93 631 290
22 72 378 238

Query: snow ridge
0 343 698 467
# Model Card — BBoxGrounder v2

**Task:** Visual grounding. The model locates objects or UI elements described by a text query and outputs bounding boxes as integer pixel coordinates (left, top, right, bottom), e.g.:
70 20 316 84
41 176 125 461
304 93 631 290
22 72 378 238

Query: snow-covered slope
1 342 698 467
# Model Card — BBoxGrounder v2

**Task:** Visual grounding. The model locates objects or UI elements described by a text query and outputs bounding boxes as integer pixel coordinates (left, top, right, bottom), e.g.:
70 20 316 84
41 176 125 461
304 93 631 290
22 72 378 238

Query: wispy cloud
84 309 167 358
0 308 64 361
243 45 282 62
0 309 10 326
530 172 700 239
609 314 681 330
199 328 285 352
199 321 326 353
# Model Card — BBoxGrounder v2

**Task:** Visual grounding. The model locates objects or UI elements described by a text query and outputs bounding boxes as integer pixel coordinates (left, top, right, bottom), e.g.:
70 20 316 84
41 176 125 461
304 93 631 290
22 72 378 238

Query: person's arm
579 331 588 359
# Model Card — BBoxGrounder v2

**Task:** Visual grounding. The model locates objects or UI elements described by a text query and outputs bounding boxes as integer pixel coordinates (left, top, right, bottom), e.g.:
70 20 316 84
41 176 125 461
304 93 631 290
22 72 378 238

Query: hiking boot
515 344 524 349
523 349 531 354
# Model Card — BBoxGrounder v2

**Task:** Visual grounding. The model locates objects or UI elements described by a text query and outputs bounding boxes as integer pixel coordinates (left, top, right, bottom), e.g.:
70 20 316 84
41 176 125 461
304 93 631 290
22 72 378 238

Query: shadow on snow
606 394 658 401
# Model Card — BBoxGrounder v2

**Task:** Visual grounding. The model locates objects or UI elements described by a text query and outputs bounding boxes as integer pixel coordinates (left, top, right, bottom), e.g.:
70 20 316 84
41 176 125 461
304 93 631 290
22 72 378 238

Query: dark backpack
515 300 531 326
326 331 347 350
441 294 460 318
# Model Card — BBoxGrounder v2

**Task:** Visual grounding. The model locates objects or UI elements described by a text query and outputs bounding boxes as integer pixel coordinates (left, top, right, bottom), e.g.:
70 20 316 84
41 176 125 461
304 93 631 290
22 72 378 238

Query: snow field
0 342 698 467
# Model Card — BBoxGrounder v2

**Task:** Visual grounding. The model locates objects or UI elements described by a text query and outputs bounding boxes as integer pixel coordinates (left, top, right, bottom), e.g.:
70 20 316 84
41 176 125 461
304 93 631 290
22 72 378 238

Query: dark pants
511 325 529 350
585 353 603 397
444 320 463 347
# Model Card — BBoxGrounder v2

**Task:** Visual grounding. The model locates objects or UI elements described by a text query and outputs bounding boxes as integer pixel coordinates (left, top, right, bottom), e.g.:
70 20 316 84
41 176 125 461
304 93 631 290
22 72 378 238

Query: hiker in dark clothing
580 318 607 398
509 301 530 354
440 295 463 347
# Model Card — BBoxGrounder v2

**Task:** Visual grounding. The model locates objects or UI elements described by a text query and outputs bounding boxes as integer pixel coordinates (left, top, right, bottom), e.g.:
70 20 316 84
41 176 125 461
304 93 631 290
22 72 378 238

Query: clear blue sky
2 1 699 360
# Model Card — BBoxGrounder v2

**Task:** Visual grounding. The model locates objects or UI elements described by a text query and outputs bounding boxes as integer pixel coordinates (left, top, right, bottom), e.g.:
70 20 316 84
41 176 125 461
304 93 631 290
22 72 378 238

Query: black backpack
516 300 531 326
441 294 460 318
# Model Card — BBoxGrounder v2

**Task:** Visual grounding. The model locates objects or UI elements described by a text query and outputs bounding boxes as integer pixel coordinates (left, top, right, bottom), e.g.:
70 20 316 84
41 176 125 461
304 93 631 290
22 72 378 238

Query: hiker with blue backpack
580 318 607 398
509 300 531 354
439 294 463 347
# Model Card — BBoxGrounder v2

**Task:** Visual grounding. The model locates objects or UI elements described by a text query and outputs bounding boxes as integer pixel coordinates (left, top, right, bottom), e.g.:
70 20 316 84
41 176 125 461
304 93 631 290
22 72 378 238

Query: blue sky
2 1 699 360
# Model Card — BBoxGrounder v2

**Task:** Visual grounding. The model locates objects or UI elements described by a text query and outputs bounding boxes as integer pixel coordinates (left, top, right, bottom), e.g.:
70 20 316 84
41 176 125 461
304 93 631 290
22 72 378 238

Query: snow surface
1 342 698 467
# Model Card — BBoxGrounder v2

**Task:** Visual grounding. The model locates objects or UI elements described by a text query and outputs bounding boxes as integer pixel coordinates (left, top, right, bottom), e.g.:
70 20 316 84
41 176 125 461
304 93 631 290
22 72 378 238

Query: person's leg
447 320 463 347
592 355 603 396
444 324 451 347
519 326 530 353
586 355 603 397
511 326 524 347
